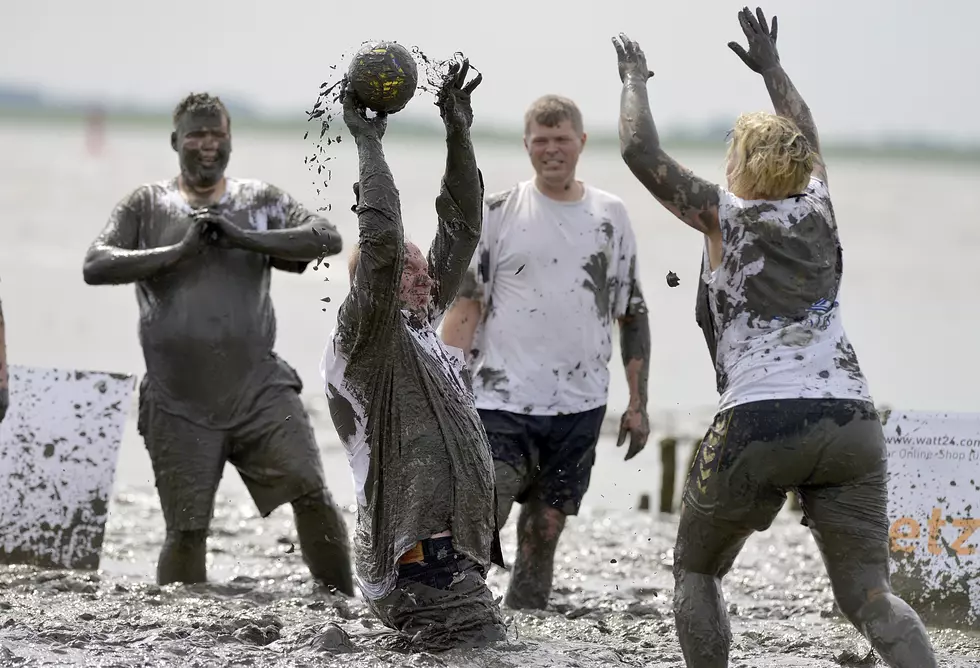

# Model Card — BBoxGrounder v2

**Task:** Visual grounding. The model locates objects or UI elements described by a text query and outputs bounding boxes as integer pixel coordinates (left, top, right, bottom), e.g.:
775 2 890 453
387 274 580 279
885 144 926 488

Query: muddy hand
178 217 209 258
617 405 650 460
438 55 482 130
194 210 246 249
612 33 654 84
341 79 387 140
728 6 779 74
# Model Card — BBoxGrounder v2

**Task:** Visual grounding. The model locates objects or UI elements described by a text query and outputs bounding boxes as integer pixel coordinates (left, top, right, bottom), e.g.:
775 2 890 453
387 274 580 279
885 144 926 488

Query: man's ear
170 131 178 152
350 182 360 212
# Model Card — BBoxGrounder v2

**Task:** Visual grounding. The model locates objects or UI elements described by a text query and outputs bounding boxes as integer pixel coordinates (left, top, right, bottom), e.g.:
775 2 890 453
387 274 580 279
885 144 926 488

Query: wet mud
1 487 977 667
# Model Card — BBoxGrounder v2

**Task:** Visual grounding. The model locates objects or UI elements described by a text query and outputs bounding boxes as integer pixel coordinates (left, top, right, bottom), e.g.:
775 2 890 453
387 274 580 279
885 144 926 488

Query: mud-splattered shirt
320 178 496 601
102 177 322 428
703 177 872 411
456 180 644 416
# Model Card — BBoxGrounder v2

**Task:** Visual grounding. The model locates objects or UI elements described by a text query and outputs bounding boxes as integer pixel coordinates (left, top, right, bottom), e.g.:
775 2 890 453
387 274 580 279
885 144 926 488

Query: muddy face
173 110 231 189
399 242 432 313
524 119 585 190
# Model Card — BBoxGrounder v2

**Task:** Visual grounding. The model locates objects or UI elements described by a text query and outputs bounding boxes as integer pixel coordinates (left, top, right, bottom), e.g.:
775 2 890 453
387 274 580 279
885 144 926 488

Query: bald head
346 241 432 313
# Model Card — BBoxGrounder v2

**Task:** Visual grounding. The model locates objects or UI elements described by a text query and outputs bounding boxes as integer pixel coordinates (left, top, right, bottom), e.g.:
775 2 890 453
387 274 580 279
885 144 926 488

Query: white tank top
703 177 872 411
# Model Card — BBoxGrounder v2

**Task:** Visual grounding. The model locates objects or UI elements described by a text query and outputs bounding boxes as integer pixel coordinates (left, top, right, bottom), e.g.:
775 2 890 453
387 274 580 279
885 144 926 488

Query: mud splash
1 485 978 666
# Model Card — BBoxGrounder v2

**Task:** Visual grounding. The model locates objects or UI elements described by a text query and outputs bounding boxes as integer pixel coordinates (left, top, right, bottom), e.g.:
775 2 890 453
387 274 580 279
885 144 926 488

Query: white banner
881 409 980 629
0 365 135 570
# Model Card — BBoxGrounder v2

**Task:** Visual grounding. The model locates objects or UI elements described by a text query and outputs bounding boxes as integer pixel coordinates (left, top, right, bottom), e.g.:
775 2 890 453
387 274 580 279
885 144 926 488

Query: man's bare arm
728 6 827 183
614 35 720 235
442 296 482 353
615 265 651 460
83 190 204 285
236 217 342 263
620 311 650 413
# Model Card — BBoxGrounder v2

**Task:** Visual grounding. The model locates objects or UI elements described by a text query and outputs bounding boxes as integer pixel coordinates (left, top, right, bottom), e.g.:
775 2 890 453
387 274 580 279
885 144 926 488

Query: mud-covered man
82 93 354 593
441 95 651 610
614 8 936 668
321 60 506 649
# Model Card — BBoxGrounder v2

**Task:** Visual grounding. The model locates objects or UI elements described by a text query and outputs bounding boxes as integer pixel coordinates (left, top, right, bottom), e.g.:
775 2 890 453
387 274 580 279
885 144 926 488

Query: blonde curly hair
726 112 814 200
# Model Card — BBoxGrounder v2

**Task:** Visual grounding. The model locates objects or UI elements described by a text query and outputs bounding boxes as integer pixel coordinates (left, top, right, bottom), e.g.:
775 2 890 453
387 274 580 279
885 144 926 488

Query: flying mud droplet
321 297 331 304
666 271 680 288
516 264 525 275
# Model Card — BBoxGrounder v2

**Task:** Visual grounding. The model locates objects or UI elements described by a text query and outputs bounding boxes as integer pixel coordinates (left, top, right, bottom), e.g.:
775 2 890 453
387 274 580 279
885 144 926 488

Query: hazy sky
2 0 977 142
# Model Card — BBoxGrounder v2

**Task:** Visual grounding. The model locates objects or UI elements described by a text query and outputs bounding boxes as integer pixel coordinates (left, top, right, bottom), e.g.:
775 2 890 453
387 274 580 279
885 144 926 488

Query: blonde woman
613 7 936 668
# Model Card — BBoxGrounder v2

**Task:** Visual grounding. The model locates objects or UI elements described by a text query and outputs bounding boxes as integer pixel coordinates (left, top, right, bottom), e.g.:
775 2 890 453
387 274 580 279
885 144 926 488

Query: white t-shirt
704 177 872 411
320 310 471 509
458 180 645 416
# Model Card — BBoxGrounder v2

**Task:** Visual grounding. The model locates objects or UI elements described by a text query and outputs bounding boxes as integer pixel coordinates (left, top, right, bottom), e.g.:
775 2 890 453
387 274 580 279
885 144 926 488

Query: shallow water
2 485 979 667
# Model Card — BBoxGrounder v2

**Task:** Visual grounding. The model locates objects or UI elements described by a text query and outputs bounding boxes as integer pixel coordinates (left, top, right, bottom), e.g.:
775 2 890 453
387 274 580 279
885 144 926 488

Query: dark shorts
683 398 888 541
137 375 327 532
368 537 506 650
479 406 607 516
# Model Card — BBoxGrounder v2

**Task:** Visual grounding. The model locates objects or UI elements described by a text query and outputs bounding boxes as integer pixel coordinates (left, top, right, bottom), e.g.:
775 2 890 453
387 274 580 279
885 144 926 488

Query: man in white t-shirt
442 94 651 611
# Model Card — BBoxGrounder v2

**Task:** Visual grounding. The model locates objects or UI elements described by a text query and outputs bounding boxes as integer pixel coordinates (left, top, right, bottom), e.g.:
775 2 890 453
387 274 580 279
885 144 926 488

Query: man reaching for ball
321 58 507 649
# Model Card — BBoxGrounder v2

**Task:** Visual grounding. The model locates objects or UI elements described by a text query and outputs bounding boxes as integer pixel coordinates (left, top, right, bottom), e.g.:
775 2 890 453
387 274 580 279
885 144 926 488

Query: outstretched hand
437 56 482 130
612 33 654 84
341 79 388 140
728 6 780 74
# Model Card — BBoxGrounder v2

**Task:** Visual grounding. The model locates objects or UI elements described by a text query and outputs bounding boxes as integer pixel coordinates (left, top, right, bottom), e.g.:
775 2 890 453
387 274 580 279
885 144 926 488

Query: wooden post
660 437 677 513
638 493 651 511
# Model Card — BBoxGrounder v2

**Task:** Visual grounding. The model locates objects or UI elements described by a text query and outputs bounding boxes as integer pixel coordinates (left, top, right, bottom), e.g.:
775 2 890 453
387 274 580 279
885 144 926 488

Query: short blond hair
524 95 583 136
726 112 814 200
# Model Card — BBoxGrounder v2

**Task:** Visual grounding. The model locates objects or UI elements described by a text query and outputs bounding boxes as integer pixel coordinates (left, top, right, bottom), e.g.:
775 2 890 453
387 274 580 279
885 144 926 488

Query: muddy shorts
367 537 506 650
478 406 606 516
683 398 889 540
137 374 327 532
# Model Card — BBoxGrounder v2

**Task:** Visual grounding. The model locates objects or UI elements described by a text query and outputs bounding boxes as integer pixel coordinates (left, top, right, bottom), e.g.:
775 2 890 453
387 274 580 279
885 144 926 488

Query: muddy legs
671 508 753 667
811 526 937 668
504 501 567 610
157 529 208 585
292 488 355 596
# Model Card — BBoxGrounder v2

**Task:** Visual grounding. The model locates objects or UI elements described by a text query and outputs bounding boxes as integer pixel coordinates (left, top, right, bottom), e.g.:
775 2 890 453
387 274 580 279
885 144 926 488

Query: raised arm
613 34 721 236
728 6 826 183
427 58 485 319
335 84 404 353
83 188 205 285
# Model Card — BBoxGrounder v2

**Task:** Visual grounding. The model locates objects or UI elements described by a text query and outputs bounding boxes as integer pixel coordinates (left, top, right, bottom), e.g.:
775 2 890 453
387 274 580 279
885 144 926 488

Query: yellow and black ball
347 41 418 114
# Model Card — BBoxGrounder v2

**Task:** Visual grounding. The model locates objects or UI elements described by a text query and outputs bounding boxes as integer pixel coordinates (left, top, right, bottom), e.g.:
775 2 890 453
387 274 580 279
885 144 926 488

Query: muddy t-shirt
103 177 319 427
703 176 872 411
320 178 496 601
456 181 644 416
